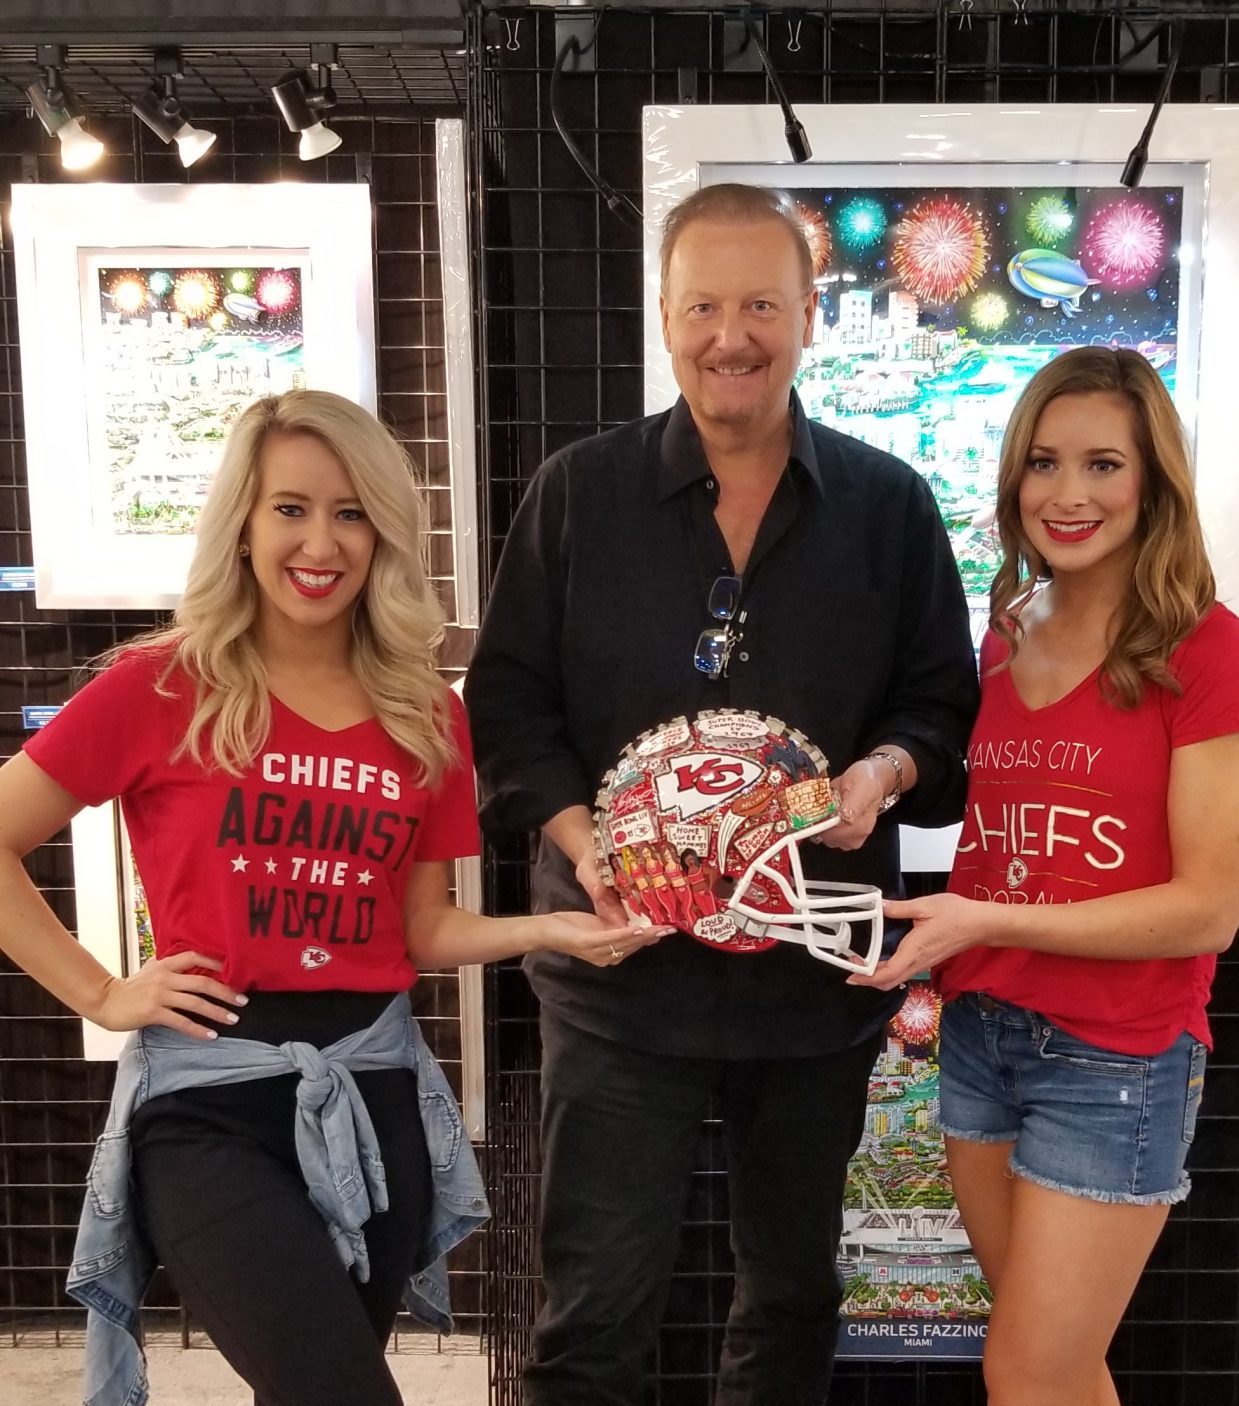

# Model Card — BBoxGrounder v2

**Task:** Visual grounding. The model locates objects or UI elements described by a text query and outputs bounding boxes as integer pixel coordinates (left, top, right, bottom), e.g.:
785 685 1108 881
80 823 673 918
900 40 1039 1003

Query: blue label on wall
21 705 63 730
0 567 35 591
837 1318 987 1360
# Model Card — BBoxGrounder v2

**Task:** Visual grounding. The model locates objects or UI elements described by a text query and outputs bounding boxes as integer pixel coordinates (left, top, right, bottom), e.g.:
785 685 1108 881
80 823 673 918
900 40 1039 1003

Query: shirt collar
656 389 825 502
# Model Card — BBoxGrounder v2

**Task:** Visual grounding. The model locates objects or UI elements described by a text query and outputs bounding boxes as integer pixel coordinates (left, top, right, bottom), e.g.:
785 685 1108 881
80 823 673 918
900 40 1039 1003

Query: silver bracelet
863 750 903 813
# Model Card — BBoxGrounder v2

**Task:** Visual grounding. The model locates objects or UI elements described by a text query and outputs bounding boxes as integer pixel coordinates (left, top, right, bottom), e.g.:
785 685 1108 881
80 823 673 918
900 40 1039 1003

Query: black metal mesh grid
471 5 1239 1405
0 44 466 112
0 101 487 1347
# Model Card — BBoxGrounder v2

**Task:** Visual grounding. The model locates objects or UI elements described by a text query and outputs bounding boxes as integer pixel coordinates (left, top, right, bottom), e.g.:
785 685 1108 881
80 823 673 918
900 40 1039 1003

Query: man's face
660 217 817 439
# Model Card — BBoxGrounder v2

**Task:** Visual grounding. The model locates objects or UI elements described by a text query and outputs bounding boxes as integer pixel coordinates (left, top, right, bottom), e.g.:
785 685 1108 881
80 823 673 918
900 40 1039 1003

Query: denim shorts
939 992 1207 1205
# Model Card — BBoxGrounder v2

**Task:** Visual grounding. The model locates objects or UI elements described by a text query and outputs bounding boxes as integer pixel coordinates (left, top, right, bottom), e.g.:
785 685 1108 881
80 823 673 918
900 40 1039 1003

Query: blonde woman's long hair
128 390 455 784
990 346 1215 707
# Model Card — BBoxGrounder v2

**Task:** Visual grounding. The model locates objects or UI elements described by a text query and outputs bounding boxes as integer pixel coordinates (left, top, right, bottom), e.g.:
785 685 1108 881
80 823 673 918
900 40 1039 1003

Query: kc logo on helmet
655 751 763 820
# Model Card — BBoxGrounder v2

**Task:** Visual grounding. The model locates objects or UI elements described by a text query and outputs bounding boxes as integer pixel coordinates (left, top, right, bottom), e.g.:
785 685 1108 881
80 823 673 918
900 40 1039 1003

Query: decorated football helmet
593 709 884 974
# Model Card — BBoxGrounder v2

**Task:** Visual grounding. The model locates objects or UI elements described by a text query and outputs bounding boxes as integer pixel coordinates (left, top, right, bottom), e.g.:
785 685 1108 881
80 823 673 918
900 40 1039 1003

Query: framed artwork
643 101 1239 1357
72 800 488 1141
11 183 376 609
642 102 1239 875
837 978 990 1359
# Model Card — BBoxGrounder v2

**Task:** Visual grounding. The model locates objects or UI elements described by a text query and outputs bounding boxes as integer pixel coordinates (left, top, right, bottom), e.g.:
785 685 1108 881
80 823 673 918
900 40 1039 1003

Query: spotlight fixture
26 44 105 171
133 49 216 168
1121 20 1184 190
271 43 342 161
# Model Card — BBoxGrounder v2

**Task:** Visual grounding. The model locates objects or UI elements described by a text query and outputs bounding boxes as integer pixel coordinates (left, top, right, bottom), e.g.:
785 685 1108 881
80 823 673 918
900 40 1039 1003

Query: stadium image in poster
837 979 991 1360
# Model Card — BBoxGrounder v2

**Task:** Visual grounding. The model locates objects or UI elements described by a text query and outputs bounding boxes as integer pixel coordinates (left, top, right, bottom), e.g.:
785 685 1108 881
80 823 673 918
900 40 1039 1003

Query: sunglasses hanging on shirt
694 573 745 681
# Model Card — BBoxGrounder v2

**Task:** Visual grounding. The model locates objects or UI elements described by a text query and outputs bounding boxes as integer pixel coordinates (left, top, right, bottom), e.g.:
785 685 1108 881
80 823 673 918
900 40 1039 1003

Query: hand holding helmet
593 710 884 974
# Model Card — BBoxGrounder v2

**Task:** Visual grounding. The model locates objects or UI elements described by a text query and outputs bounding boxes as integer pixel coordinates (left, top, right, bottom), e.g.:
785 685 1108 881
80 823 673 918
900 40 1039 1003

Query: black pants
130 992 432 1406
524 1011 882 1406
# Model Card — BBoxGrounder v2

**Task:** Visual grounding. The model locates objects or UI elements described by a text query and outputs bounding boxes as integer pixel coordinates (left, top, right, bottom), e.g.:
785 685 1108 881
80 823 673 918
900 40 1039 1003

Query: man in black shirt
465 183 978 1406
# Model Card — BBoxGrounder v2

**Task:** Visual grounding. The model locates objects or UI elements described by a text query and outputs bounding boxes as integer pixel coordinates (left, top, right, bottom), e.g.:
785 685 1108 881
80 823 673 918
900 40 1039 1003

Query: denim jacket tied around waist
68 992 489 1406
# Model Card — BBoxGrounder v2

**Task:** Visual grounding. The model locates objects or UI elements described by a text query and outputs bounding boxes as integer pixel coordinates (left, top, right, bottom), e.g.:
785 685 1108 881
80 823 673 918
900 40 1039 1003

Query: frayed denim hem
939 1124 1017 1145
1010 1157 1192 1207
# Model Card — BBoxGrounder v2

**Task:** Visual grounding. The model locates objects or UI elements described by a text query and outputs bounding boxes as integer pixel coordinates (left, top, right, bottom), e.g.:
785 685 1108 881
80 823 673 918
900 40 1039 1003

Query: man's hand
814 757 888 851
575 849 629 925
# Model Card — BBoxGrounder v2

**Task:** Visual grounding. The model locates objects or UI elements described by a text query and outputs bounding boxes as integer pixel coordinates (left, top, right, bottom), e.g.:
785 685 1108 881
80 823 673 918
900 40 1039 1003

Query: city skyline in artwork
88 262 306 537
785 183 1187 612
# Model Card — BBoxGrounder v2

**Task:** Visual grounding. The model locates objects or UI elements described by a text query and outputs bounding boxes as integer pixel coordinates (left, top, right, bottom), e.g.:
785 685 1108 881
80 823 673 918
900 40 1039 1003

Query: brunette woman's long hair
990 347 1215 706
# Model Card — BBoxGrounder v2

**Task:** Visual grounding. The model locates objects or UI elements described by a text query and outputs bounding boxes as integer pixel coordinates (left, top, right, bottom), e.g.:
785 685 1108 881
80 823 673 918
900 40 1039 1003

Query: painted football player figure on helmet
595 710 884 972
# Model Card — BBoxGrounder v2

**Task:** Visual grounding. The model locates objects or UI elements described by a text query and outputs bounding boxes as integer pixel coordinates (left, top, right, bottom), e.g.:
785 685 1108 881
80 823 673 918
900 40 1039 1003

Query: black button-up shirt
465 394 978 1058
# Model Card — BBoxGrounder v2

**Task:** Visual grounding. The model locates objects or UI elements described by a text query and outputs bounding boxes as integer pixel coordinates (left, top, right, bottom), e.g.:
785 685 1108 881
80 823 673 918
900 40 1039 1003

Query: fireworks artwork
970 291 1009 332
794 181 1180 348
94 264 307 538
109 276 147 316
171 271 219 320
1084 199 1166 289
99 265 303 331
796 203 833 279
890 984 942 1045
781 178 1185 609
892 196 989 304
837 195 888 252
257 268 299 315
1026 192 1074 246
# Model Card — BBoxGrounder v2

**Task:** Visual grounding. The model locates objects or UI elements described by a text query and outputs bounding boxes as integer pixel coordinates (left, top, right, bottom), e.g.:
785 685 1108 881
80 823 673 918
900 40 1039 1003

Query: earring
239 543 250 557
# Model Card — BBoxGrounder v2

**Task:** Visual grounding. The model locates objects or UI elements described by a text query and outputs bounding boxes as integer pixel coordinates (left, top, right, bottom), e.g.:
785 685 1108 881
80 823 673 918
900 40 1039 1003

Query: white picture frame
643 103 1239 871
435 116 482 631
11 182 377 610
452 854 488 1142
72 801 143 1062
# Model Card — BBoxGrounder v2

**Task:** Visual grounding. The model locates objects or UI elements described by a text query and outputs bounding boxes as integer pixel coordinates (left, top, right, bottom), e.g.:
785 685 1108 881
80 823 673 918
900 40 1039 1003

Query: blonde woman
851 348 1239 1406
0 391 653 1406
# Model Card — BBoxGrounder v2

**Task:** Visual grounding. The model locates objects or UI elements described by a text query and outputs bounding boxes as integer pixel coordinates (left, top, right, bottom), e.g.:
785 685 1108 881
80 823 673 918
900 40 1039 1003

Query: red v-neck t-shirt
939 603 1239 1055
27 647 480 992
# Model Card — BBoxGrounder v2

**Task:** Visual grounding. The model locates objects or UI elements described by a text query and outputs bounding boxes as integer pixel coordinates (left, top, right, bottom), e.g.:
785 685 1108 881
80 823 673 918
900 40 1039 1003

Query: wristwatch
862 750 904 813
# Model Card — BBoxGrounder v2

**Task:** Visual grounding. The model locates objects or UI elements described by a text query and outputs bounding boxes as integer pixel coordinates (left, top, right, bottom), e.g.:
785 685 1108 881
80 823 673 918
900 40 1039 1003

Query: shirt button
738 651 749 662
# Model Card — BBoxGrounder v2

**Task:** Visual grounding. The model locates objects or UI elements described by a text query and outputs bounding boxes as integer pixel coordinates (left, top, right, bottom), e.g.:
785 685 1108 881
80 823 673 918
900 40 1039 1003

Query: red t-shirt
26 647 480 993
939 603 1239 1055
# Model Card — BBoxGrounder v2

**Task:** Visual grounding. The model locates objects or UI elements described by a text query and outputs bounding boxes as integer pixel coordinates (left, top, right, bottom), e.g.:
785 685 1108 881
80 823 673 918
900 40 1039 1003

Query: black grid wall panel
471 5 1239 1405
0 103 486 1342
